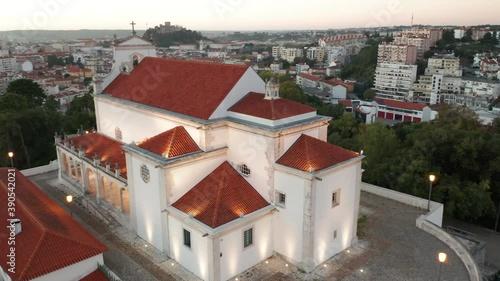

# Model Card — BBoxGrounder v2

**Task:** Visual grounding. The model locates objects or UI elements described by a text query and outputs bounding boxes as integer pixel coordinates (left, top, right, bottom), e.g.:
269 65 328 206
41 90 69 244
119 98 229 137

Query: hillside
143 28 204 48
0 30 145 42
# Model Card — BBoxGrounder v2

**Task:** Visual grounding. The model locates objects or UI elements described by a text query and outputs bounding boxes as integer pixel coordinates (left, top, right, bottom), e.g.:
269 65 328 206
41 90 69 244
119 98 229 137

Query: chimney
11 219 22 235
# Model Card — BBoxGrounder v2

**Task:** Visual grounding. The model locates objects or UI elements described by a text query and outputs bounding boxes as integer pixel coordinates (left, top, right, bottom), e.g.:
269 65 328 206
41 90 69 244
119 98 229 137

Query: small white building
56 40 365 281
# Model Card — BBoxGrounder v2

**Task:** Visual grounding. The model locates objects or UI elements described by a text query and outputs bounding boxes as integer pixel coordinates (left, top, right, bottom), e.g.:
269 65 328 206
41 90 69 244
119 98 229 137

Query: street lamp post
437 252 447 281
7 152 14 167
66 195 73 217
428 174 436 211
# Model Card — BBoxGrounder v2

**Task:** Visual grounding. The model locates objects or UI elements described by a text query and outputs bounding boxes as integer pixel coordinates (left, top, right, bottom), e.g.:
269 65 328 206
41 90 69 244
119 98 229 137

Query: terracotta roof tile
228 92 316 120
67 133 127 178
137 126 201 158
375 98 427 111
297 73 322 81
276 135 359 172
0 169 108 281
172 162 269 228
79 269 110 281
103 57 250 120
338 100 353 107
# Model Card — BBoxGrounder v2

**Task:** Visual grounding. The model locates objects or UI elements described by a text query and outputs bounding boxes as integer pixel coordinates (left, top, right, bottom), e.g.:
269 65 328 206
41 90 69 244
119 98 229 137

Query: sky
2 0 500 31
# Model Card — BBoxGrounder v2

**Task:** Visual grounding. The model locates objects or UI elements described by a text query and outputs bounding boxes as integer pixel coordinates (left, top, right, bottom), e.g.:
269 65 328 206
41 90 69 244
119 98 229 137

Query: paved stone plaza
29 171 470 281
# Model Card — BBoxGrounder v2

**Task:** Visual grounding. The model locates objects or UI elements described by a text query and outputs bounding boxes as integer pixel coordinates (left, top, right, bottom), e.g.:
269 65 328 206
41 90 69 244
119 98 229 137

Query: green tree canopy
6 79 46 107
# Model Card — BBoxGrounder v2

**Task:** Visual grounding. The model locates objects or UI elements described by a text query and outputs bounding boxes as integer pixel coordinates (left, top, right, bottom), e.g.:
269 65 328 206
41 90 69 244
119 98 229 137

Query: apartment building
411 55 462 104
394 28 441 61
272 46 303 62
377 43 417 65
373 63 417 101
318 34 366 47
0 57 17 73
306 47 326 61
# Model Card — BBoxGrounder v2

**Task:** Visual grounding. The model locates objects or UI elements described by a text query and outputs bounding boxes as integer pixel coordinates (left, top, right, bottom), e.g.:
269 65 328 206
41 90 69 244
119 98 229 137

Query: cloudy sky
2 0 499 31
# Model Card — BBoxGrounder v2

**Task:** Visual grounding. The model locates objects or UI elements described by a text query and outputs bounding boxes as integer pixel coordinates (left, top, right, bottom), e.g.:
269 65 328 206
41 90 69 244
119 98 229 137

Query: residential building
295 63 310 75
318 34 366 47
296 73 321 89
58 40 364 281
272 46 303 62
459 77 500 108
454 27 467 39
0 57 17 73
0 169 109 281
306 47 326 61
377 43 417 65
411 55 463 104
373 98 438 122
394 28 441 60
373 63 417 101
472 28 490 41
480 59 499 76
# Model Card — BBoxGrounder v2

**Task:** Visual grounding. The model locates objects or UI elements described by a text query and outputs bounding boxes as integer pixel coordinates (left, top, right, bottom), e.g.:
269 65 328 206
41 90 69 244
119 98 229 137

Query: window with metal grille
243 228 253 248
183 229 191 248
115 127 122 140
332 190 341 208
275 191 286 208
237 164 251 177
140 165 150 183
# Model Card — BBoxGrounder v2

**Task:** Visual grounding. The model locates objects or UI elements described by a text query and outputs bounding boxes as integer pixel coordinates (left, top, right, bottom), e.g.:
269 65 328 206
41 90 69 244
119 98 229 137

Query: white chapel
55 36 364 281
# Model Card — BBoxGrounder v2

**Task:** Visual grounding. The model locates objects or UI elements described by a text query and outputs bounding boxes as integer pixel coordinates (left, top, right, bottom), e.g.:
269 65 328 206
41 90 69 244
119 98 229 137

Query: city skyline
2 0 500 32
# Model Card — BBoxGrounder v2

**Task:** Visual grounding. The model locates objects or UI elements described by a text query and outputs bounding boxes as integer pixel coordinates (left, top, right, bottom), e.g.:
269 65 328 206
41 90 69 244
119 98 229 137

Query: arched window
115 127 122 141
237 164 251 177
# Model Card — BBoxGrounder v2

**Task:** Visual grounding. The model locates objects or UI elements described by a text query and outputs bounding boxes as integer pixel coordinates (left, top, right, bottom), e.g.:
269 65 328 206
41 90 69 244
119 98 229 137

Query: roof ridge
210 166 227 227
18 231 46 280
164 126 177 157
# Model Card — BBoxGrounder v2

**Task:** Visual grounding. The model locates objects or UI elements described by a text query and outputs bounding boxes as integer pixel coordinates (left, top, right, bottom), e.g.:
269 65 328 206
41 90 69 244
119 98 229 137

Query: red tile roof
324 78 354 88
103 57 250 120
276 134 359 172
0 169 108 281
297 73 322 81
375 98 427 111
138 126 201 158
172 162 269 228
338 100 353 107
66 133 127 178
228 92 316 120
79 269 110 281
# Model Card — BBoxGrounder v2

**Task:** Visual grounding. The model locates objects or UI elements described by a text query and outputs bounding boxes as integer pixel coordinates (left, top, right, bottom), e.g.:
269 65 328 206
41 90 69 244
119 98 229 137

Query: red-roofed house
374 98 437 122
55 38 364 281
0 169 109 281
296 73 321 89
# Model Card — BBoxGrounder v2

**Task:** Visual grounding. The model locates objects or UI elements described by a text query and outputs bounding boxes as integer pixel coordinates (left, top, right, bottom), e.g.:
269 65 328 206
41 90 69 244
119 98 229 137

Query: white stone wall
30 254 103 281
313 164 359 266
168 216 209 280
130 155 164 250
95 98 201 145
209 68 265 119
273 170 306 264
219 215 273 281
166 155 226 205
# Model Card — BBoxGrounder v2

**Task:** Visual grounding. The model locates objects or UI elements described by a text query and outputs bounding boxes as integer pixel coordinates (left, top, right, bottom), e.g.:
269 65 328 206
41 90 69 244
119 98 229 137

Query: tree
7 79 46 107
258 70 273 81
363 89 376 100
279 81 307 104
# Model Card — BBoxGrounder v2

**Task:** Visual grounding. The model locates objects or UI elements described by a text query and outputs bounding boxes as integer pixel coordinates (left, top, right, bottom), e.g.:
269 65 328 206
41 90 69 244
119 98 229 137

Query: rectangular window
243 228 253 248
183 229 191 249
332 190 341 208
275 191 286 208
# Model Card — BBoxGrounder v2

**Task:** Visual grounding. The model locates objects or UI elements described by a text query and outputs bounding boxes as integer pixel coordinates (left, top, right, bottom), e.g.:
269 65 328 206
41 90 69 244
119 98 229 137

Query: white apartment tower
373 63 417 101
